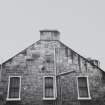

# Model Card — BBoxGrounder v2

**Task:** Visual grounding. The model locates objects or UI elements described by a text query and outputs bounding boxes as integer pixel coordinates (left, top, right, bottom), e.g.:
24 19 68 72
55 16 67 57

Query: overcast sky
0 0 105 70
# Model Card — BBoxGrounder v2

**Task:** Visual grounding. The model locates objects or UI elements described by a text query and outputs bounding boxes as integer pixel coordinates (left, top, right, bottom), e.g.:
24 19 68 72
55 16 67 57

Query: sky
0 0 105 70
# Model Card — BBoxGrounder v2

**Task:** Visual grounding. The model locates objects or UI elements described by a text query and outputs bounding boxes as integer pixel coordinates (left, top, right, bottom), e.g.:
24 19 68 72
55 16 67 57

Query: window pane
45 88 53 98
78 77 87 88
10 77 20 88
9 77 20 98
45 77 53 88
9 88 19 98
79 88 89 97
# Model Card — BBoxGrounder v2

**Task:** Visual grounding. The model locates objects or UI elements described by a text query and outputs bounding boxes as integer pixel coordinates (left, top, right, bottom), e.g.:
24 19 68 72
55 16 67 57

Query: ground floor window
43 76 57 100
7 76 21 101
77 76 91 100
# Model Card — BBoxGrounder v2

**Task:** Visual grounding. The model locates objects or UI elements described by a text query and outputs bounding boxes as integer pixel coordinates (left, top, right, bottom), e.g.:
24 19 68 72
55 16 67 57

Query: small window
7 76 21 101
43 76 57 100
77 76 91 100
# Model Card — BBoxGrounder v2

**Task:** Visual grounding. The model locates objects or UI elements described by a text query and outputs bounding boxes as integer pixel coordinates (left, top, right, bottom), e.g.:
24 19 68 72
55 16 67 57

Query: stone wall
0 40 105 105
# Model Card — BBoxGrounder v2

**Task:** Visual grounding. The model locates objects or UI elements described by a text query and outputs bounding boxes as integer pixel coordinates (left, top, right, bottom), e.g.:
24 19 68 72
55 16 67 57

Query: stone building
0 30 105 105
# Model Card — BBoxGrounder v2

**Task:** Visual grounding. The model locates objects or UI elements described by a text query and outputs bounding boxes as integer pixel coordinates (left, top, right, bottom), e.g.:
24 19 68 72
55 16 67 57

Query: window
77 76 91 100
43 76 57 100
7 76 21 101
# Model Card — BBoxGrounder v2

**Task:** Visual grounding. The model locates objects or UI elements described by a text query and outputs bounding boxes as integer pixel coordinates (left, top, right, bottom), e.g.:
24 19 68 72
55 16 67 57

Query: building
0 30 105 105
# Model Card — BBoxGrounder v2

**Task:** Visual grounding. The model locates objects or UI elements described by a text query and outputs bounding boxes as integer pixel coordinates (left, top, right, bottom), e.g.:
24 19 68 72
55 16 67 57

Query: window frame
77 76 91 100
43 76 57 100
6 76 21 101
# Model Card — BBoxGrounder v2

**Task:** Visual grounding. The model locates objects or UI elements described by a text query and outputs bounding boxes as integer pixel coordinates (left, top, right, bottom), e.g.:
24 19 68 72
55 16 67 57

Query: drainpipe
54 47 57 99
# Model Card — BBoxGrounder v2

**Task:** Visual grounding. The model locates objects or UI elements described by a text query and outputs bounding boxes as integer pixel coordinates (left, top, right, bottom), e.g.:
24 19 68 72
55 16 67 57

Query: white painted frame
43 76 57 100
77 76 91 100
6 76 21 101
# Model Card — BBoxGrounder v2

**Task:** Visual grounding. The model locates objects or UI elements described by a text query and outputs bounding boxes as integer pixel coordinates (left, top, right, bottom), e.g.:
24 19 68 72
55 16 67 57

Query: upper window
77 76 91 100
43 76 57 100
7 76 21 101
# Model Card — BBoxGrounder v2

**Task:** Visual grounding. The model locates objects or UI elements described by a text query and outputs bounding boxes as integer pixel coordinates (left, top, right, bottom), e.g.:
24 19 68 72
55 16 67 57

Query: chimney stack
40 29 60 41
87 58 100 67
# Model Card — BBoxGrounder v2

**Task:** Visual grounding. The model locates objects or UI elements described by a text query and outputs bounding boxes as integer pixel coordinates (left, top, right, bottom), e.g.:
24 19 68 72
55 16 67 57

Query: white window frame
77 76 91 100
43 76 57 100
6 76 21 101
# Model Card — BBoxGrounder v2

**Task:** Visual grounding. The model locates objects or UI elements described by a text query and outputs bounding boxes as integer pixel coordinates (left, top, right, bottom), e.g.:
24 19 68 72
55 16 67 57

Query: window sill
43 97 56 100
78 97 91 100
6 98 21 101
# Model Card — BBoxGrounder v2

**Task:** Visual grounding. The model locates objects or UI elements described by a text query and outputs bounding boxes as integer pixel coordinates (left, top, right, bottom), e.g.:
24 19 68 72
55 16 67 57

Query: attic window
43 76 57 100
7 76 21 101
77 76 91 100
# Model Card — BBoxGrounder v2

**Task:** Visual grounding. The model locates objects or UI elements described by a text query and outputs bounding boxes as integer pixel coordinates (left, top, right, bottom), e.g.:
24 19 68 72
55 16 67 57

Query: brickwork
0 35 105 105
